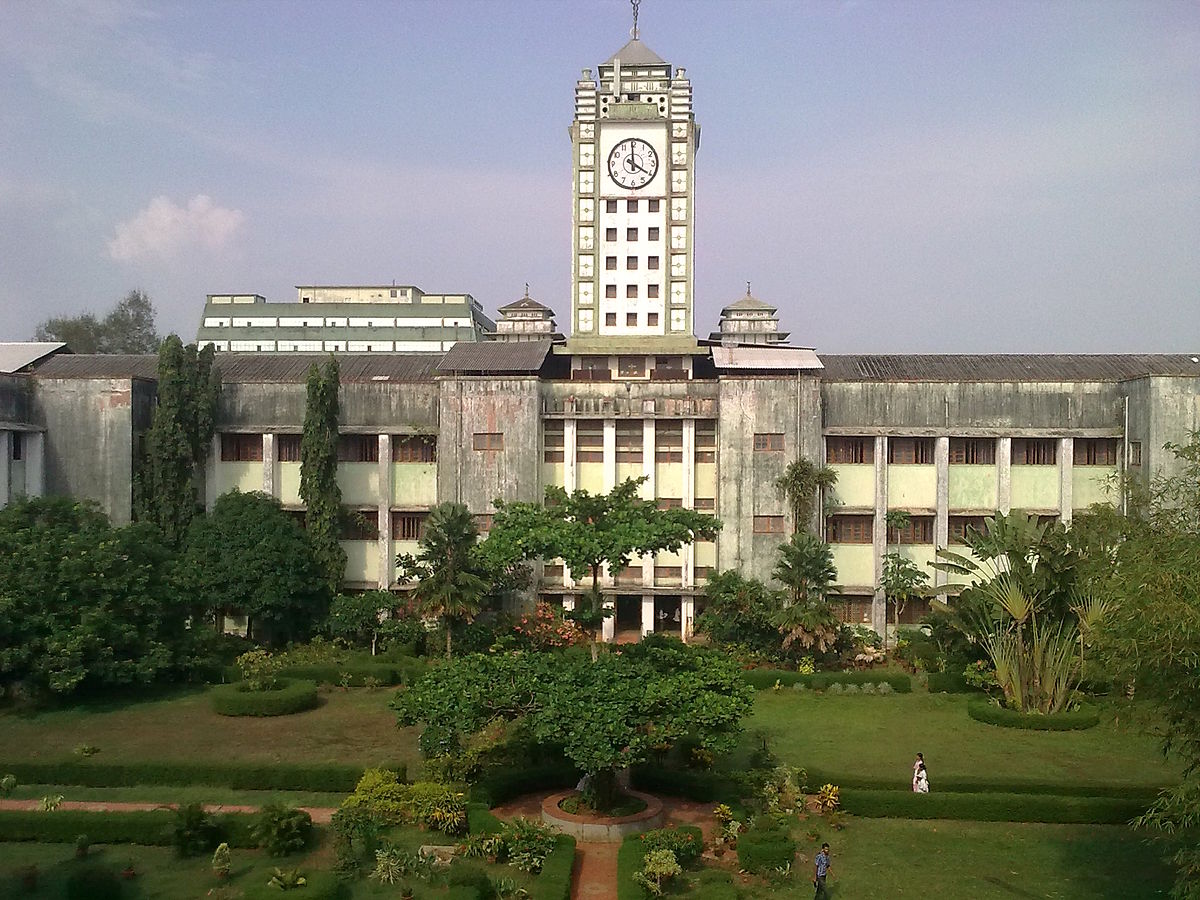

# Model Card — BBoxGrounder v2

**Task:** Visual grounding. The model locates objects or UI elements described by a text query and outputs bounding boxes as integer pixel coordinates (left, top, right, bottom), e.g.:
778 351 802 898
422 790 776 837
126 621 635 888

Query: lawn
0 686 419 771
4 784 348 809
741 691 1176 791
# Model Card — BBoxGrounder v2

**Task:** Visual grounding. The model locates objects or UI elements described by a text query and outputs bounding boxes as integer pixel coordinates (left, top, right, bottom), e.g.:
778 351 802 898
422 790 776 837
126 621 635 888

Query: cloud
107 194 244 262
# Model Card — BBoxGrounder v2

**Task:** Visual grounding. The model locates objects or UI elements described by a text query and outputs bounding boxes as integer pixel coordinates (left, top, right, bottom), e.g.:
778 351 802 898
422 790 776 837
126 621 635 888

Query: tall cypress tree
135 336 220 546
300 357 345 593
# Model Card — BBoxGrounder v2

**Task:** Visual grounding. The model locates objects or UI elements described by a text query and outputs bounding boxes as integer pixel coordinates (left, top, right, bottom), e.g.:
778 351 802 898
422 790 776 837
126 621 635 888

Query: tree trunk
588 769 620 813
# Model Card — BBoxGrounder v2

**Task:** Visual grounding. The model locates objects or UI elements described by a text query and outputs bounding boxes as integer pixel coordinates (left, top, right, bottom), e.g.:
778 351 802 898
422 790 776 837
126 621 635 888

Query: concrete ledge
541 790 664 842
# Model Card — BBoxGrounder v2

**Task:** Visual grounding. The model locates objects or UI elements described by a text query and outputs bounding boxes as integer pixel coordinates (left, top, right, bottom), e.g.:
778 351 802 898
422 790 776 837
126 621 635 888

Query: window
647 285 660 299
626 312 638 326
826 515 873 543
473 514 494 533
648 199 660 212
616 420 643 461
605 312 617 326
472 432 504 451
647 256 659 270
654 565 682 583
543 564 565 579
544 421 564 462
888 438 934 465
606 256 617 270
277 434 301 462
618 356 645 378
648 227 660 240
1129 441 1142 467
655 421 683 462
657 497 682 509
9 432 22 461
627 256 638 270
647 312 659 326
1012 439 1057 465
338 434 379 462
888 516 934 544
393 435 436 463
695 566 713 582
606 227 617 241
949 438 995 465
695 420 716 462
753 516 787 534
341 510 379 541
626 285 638 299
221 433 263 462
694 497 716 511
606 199 617 213
617 565 642 585
391 511 427 541
753 433 784 452
1073 438 1118 466
627 228 638 241
606 285 617 298
826 437 873 464
627 199 638 212
577 420 604 462
835 595 875 625
949 515 987 544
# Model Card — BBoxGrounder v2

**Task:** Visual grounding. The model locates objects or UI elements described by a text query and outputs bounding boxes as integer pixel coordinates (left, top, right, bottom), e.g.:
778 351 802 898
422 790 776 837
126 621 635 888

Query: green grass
5 784 346 809
0 686 420 770
742 691 1177 791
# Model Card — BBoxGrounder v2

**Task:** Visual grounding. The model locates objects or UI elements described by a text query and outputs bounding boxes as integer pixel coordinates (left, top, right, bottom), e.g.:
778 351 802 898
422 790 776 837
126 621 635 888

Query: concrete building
4 30 1200 641
196 285 493 353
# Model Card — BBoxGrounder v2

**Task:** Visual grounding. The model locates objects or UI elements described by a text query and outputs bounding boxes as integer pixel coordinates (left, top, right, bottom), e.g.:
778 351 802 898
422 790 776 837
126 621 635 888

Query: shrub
637 825 702 866
0 773 15 797
212 842 232 878
171 802 219 857
736 824 796 875
0 808 256 846
527 834 575 900
236 649 282 691
210 678 319 716
65 864 122 900
341 769 467 834
629 767 741 804
503 817 560 873
741 668 912 693
814 783 840 814
632 848 681 896
967 699 1100 730
925 671 977 693
252 803 312 856
243 869 344 900
470 762 578 807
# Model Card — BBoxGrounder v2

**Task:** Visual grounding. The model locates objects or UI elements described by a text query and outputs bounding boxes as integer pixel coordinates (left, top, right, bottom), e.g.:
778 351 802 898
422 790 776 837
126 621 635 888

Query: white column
641 418 655 587
0 431 10 508
682 419 696 590
262 433 276 494
602 598 616 642
997 437 1012 515
25 432 44 497
603 419 616 492
681 595 694 643
641 595 655 637
378 434 392 589
564 419 578 494
1059 437 1073 524
872 436 888 636
934 436 949 591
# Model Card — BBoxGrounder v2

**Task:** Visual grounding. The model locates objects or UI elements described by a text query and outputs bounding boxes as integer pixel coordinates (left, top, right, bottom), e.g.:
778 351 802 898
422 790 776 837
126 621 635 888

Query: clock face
607 138 659 190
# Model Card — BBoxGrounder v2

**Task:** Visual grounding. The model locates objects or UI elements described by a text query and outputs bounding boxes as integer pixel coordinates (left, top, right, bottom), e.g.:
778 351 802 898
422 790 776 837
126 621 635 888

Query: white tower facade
570 38 699 344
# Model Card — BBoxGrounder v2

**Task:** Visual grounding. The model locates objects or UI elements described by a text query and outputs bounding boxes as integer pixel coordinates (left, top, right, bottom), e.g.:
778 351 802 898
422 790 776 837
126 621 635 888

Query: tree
134 335 221 547
771 532 842 653
33 288 160 353
774 457 837 534
326 591 393 655
880 553 929 635
1085 433 1200 898
394 637 753 811
300 357 345 593
395 503 489 658
487 477 720 656
693 570 786 659
176 490 330 646
0 497 183 698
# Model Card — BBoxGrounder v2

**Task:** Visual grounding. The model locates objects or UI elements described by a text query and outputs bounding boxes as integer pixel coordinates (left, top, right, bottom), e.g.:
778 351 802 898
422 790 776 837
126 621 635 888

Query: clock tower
569 33 699 347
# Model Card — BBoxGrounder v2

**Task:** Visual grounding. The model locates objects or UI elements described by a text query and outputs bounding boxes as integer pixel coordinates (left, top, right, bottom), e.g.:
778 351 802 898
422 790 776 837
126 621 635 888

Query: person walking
912 752 925 791
915 761 930 793
813 842 831 899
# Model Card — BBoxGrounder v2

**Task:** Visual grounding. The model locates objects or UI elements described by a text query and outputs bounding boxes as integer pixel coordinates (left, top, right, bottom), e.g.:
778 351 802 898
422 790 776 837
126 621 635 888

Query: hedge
242 870 344 900
741 668 912 693
801 770 1164 801
839 789 1152 824
466 802 504 835
0 759 405 792
630 767 741 804
736 825 796 874
220 661 421 687
925 671 980 693
0 808 257 847
469 762 578 807
529 834 577 900
210 679 319 717
617 832 648 900
967 699 1100 731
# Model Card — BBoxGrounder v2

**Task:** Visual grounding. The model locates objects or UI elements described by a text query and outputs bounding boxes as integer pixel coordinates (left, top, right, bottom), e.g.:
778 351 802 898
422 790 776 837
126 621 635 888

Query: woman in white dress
912 752 925 792
915 762 930 793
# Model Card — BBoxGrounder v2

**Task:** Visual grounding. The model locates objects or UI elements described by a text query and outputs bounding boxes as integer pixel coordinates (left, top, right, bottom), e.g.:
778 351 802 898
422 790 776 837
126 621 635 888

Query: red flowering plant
511 602 589 650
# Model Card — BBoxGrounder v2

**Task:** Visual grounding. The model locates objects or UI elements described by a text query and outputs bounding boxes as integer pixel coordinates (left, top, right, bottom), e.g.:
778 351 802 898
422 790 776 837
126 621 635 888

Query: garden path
0 798 338 824
490 792 716 900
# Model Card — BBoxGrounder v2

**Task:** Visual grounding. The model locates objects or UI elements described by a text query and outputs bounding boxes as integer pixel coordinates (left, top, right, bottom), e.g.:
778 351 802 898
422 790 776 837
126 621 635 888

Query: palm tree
396 502 489 658
775 458 838 535
772 532 842 653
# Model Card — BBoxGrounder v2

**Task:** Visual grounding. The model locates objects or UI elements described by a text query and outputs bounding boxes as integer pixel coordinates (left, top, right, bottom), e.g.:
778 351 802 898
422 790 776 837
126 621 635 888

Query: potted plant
211 842 231 880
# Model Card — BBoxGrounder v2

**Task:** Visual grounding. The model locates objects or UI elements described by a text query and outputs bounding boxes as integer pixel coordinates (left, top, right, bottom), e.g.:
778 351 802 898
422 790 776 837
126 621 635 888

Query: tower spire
631 0 641 40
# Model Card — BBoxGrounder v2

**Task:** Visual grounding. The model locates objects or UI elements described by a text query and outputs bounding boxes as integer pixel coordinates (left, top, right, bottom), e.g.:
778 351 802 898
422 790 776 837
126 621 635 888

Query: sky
0 0 1197 353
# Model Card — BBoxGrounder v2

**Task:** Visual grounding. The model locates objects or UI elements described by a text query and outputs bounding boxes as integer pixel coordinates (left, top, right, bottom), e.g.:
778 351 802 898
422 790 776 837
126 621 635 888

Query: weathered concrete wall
438 376 543 514
0 374 32 425
31 378 135 523
822 381 1125 433
1125 376 1200 483
716 374 822 584
217 382 439 431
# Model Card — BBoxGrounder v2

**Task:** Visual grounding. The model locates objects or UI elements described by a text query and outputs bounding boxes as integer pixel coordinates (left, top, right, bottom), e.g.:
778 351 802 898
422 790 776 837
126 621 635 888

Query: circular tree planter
210 678 319 717
541 789 664 842
967 699 1100 731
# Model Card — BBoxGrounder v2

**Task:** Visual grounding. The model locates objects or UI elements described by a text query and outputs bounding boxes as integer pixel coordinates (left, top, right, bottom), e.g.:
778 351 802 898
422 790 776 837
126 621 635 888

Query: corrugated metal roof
32 353 445 383
0 342 67 374
437 341 552 374
31 354 157 379
711 346 823 371
820 354 1200 382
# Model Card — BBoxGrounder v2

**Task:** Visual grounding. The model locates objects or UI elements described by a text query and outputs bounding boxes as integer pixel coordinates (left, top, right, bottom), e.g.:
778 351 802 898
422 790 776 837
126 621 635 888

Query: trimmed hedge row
220 660 423 687
470 762 578 807
0 759 404 792
466 802 504 835
741 668 912 693
803 770 1164 801
736 824 797 874
0 808 257 847
529 834 577 900
210 679 319 717
839 789 1151 824
925 671 980 693
967 699 1100 730
617 832 648 900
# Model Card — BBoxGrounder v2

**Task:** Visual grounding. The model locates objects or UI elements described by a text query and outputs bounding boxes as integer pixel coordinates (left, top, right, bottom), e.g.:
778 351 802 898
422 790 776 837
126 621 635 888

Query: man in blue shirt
814 842 831 899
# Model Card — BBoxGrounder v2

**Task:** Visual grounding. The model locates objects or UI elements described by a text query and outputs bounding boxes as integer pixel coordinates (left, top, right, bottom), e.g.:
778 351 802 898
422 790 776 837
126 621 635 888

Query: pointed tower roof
602 38 668 67
720 284 778 316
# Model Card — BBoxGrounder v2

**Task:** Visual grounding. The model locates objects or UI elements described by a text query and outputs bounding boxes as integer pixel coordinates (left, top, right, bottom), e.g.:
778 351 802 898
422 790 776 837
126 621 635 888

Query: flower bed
209 679 319 717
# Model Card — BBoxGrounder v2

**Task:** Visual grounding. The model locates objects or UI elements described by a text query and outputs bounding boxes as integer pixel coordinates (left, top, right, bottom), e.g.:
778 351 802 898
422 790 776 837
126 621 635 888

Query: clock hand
627 156 647 175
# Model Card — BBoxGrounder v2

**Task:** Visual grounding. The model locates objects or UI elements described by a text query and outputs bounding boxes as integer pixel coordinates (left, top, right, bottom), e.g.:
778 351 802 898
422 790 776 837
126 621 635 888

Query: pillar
641 595 655 637
871 435 888 636
378 434 393 589
997 437 1012 514
0 431 10 508
25 432 44 497
205 434 221 510
1059 437 1073 524
262 433 276 494
934 436 949 591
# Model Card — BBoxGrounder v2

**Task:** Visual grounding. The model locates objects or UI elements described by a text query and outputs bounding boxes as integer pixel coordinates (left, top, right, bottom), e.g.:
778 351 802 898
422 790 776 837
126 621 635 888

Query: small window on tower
627 199 638 212
648 256 659 270
606 200 617 213
627 256 638 270
606 256 617 270
626 285 638 298
647 285 660 298
605 312 617 326
605 285 617 298
606 227 617 241
626 313 637 326
627 228 638 241
648 227 660 240
648 199 660 212
647 312 659 326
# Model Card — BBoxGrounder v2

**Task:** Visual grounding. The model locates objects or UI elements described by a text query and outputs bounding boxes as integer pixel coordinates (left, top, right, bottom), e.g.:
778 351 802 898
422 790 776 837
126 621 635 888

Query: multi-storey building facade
2 29 1198 641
